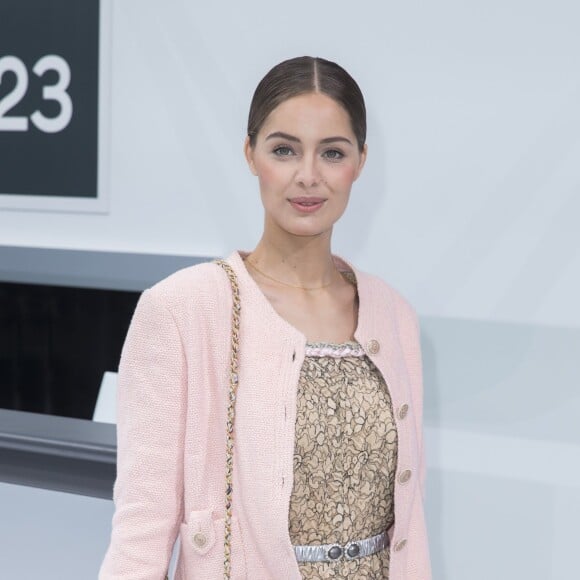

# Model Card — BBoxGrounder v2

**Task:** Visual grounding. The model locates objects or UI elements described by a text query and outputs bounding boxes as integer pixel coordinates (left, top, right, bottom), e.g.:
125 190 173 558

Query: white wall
0 0 577 328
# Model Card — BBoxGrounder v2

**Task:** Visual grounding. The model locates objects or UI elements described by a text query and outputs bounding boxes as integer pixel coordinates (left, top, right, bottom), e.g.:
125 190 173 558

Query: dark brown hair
247 56 367 152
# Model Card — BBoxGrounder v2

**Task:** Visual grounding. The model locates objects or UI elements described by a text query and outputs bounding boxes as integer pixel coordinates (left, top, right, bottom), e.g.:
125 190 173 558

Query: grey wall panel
0 482 115 579
421 316 580 579
0 246 209 291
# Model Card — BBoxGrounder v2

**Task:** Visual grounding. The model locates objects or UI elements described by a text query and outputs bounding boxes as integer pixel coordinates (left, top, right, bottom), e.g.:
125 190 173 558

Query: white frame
0 0 112 214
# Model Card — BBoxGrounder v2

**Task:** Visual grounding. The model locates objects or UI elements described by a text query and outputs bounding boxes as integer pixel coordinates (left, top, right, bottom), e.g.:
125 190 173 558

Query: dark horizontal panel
0 408 116 498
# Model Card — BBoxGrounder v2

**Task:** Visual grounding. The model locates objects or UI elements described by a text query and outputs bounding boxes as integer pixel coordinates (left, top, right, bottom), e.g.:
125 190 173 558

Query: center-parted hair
247 56 367 152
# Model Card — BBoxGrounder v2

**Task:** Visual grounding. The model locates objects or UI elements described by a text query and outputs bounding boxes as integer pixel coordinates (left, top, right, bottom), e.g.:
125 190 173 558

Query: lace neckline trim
304 341 365 358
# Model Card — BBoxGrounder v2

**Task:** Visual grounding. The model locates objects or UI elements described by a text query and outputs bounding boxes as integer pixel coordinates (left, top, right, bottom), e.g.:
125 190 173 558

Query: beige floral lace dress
288 340 399 579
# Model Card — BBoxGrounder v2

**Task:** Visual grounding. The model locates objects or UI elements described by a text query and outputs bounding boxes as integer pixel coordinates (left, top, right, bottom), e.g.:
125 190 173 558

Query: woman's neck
246 236 339 290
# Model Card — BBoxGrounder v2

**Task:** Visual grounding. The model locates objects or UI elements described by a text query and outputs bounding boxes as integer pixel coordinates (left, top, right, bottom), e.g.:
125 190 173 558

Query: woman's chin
284 225 333 239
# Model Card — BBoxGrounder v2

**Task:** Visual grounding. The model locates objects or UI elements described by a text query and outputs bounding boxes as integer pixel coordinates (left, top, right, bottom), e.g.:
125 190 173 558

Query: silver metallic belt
293 530 389 563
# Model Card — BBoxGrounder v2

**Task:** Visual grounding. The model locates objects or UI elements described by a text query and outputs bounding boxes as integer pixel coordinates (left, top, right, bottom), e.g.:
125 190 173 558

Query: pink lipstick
289 197 326 213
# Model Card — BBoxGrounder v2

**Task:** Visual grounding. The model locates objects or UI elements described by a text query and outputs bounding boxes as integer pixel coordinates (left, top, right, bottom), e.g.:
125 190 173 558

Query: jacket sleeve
99 289 186 579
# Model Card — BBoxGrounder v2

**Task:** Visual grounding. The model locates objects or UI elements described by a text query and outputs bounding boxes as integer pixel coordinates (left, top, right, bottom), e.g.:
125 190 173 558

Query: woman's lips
289 197 326 213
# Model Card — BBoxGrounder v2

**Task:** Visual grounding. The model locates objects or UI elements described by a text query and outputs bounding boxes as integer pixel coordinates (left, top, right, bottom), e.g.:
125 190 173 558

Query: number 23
0 55 73 133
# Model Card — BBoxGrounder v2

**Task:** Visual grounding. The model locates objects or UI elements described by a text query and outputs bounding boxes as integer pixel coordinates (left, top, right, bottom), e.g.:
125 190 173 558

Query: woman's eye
323 149 344 160
273 146 294 157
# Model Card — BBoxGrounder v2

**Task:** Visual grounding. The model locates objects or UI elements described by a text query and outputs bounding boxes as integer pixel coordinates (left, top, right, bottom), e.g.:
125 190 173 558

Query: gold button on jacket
399 469 412 484
193 532 207 547
366 339 380 355
398 403 409 420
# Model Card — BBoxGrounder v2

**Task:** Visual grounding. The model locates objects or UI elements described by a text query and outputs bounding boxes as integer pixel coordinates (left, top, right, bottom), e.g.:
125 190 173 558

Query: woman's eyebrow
265 131 353 146
319 136 353 145
266 131 300 142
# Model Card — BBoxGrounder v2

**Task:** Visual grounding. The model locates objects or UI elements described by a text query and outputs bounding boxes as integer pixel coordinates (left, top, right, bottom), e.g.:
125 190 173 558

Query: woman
99 56 431 579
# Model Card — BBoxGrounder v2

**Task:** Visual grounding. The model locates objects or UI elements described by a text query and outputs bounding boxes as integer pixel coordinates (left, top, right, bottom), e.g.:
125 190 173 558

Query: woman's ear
244 136 258 176
354 144 368 181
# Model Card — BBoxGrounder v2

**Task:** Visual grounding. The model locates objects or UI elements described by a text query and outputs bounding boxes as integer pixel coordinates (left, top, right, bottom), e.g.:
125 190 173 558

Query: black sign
0 0 100 198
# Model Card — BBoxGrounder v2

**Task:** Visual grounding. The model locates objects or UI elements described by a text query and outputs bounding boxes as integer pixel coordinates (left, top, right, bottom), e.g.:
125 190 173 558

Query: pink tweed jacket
99 250 431 580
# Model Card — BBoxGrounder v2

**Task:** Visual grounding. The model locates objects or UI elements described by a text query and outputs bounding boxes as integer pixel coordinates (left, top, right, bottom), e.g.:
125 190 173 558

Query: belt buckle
326 540 361 561
344 540 361 560
326 543 344 561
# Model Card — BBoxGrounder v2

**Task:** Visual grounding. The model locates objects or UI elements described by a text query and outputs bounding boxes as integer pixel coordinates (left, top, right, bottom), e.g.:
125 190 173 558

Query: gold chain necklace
245 257 340 291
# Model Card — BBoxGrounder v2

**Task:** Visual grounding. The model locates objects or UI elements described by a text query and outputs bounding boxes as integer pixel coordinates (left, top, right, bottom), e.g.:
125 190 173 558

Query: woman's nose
295 155 322 188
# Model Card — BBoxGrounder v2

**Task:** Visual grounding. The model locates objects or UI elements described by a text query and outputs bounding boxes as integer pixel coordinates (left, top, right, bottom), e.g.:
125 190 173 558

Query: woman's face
244 92 367 240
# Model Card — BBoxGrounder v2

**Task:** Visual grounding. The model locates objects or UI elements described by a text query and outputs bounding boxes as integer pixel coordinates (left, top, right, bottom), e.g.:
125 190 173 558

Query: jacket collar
225 249 383 342
225 249 405 399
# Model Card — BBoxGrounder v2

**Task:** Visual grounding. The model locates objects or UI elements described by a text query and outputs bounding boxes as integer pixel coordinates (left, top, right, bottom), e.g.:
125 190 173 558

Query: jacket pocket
178 509 246 579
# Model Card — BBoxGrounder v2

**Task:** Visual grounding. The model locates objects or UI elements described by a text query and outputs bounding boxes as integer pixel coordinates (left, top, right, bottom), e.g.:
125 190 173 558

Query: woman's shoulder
351 262 419 325
141 259 225 312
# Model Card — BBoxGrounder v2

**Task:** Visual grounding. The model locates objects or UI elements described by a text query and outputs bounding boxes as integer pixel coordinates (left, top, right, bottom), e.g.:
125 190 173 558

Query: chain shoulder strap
213 259 242 580
164 259 240 580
